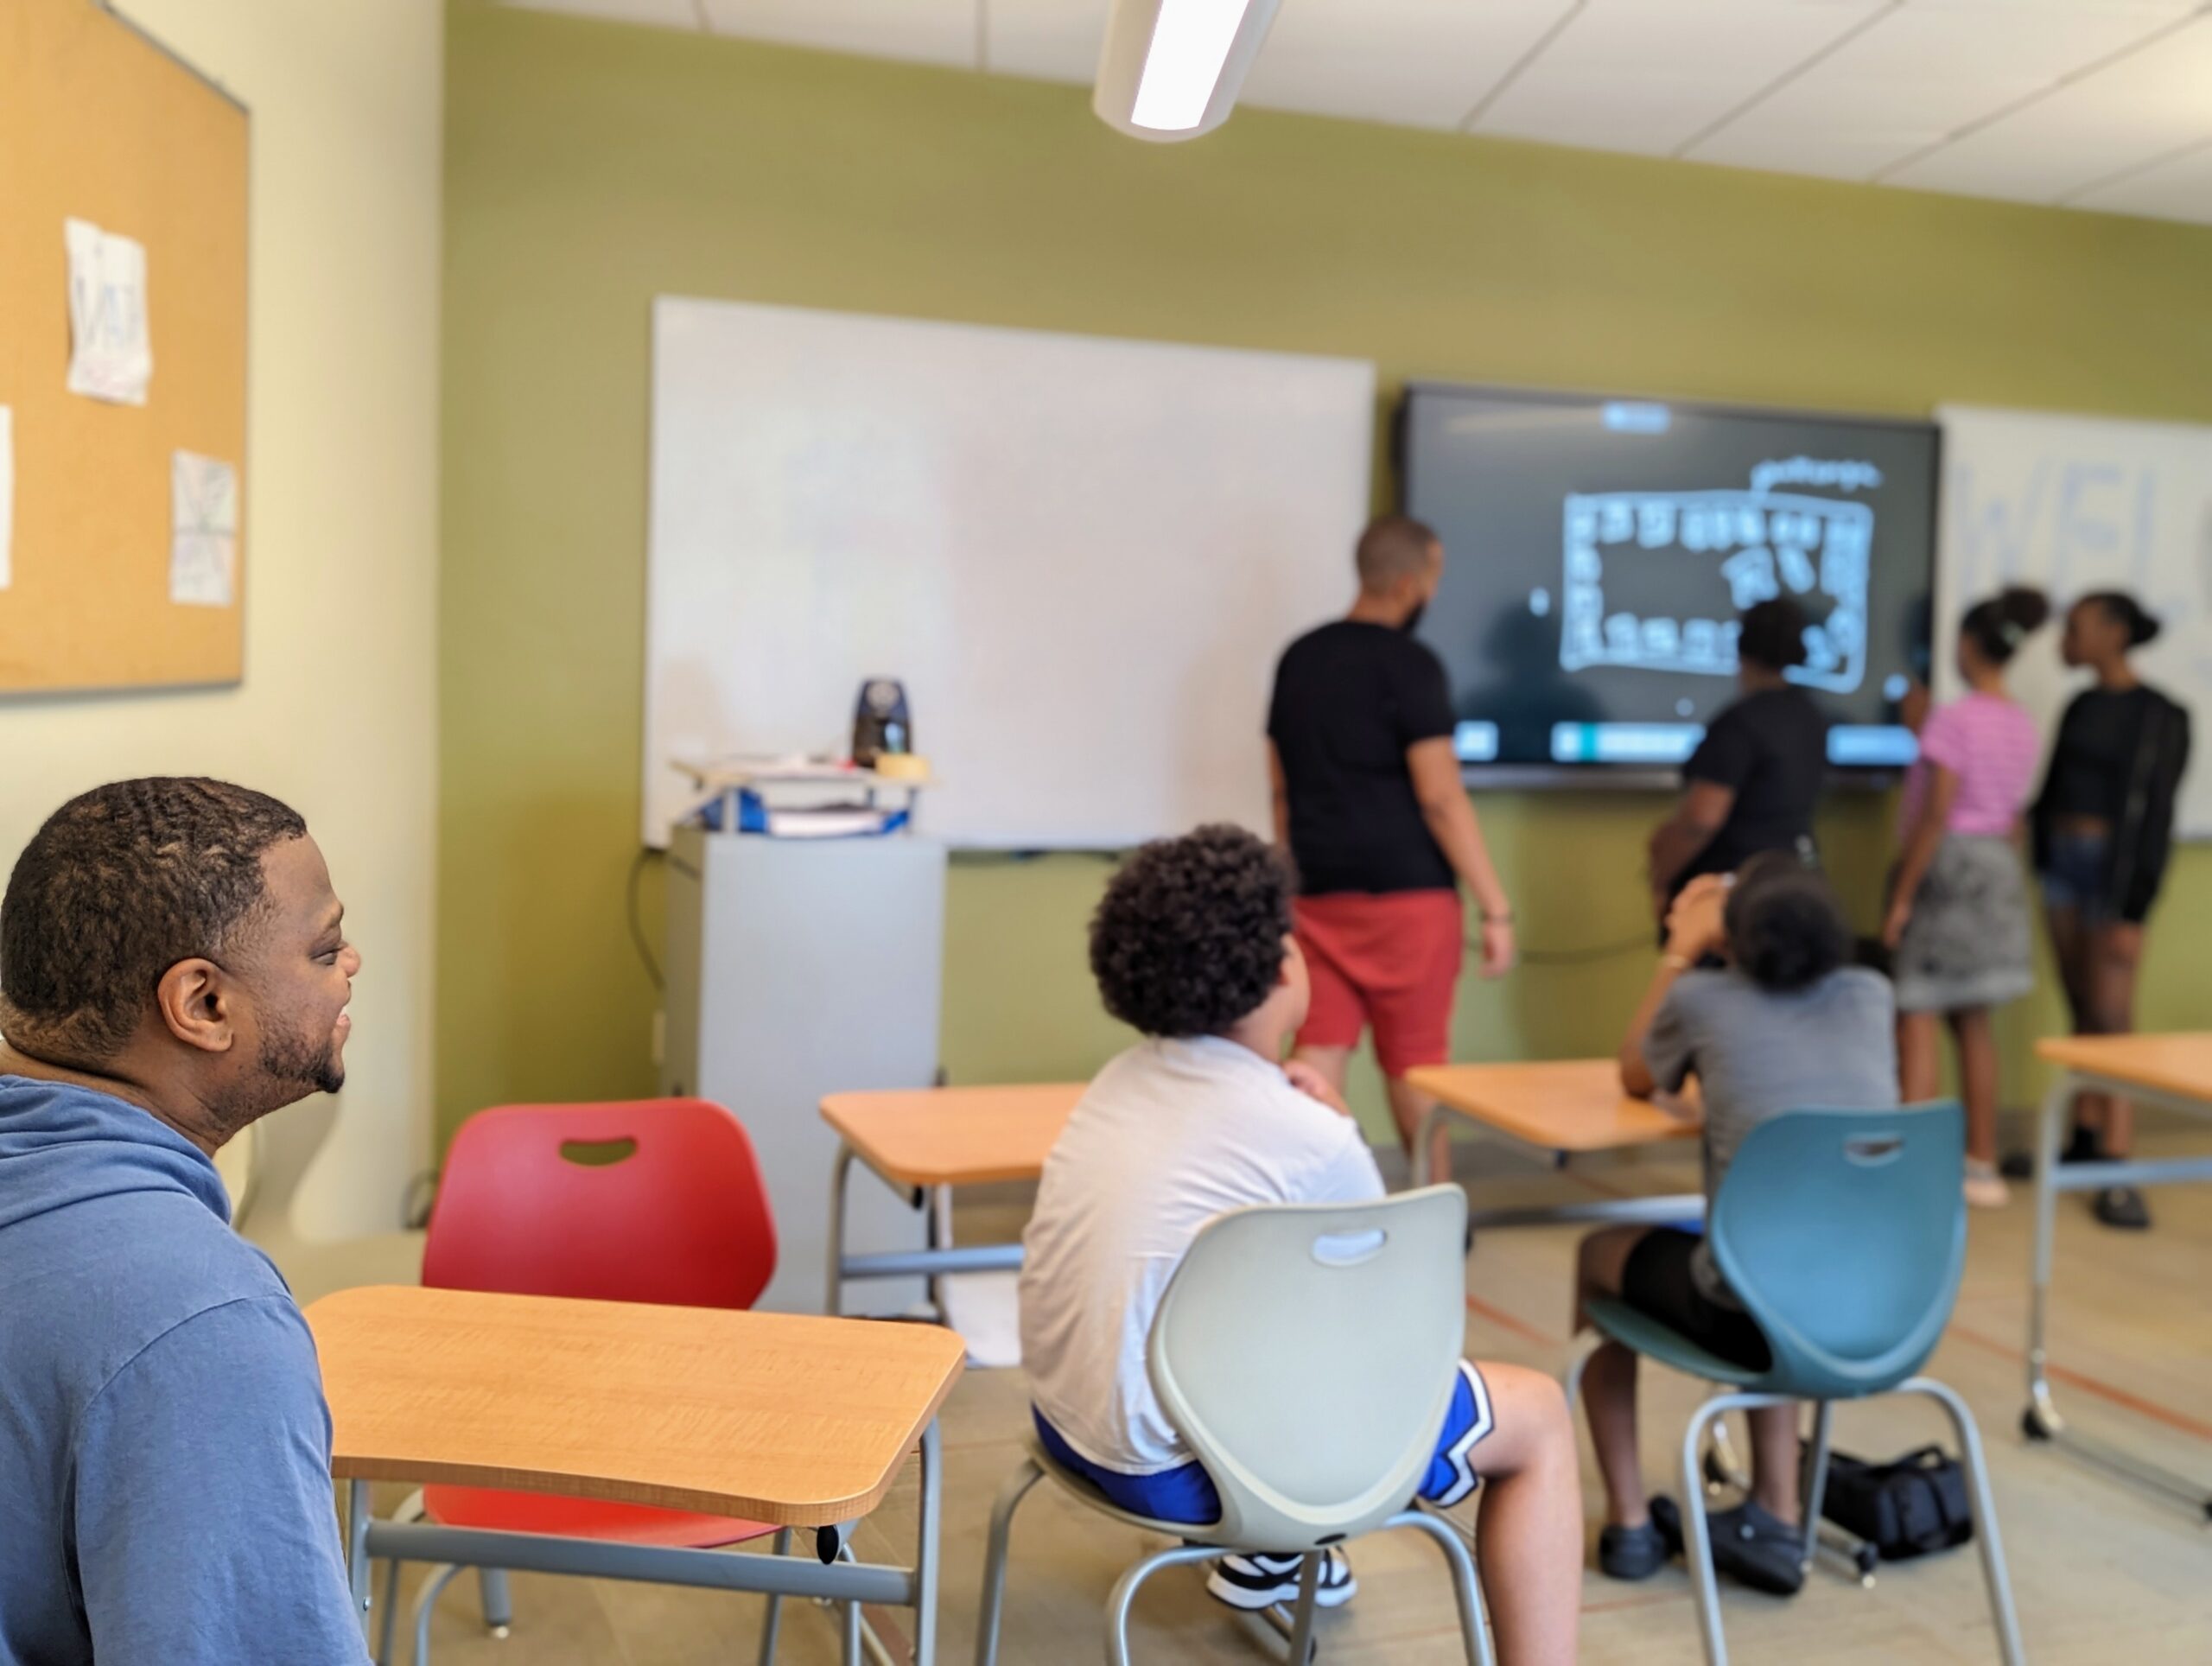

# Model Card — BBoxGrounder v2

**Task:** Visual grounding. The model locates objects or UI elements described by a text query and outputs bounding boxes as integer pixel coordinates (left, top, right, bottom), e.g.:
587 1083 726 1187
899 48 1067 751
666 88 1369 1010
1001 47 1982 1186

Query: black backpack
1820 1445 1974 1561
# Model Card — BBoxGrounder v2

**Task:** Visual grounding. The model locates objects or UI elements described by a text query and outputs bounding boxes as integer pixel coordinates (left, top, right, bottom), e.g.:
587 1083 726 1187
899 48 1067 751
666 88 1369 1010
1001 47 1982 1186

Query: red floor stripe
1942 1320 2212 1445
1465 1289 1567 1348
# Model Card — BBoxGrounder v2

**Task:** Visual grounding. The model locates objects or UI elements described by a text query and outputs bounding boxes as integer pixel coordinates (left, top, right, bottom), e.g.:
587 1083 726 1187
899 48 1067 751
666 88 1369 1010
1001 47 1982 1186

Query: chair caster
489 1625 511 1641
1850 1542 1878 1587
2021 1405 2057 1441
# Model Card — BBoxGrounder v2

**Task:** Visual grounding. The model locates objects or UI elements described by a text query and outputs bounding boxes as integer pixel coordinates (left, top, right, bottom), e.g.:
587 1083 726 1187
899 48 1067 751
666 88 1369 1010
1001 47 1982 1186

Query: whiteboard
644 298 1376 848
1936 404 2212 838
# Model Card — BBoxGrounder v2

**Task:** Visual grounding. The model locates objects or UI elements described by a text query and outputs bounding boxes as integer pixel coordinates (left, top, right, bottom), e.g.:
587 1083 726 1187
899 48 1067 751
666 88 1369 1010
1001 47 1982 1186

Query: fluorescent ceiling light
1132 0 1253 131
1094 0 1282 143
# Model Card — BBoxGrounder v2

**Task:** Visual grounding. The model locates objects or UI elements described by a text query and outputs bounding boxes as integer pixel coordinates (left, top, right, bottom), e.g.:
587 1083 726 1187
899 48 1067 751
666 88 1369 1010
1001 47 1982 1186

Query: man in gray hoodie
0 779 366 1663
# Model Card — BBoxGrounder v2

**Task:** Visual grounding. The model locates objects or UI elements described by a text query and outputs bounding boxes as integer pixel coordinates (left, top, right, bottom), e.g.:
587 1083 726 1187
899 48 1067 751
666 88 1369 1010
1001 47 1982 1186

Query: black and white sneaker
1205 1548 1357 1612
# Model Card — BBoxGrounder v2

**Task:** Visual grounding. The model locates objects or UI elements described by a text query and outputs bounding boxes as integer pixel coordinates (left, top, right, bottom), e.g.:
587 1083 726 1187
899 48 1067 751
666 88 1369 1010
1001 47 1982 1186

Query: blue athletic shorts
2039 830 2114 920
1032 1359 1495 1527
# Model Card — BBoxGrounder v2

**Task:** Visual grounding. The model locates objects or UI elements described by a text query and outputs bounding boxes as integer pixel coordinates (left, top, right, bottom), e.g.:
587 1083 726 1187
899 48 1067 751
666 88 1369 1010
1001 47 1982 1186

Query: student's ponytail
1961 585 2050 666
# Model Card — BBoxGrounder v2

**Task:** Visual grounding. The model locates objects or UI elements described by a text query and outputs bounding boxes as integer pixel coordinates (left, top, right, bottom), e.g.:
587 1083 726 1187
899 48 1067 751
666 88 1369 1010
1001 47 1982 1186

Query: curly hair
1090 824 1292 1039
1723 852 1849 994
1 779 307 1065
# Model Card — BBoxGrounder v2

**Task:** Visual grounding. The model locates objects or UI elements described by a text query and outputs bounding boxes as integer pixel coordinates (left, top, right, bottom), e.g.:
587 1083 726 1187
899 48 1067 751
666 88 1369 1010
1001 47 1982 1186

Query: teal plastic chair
1579 1103 2024 1665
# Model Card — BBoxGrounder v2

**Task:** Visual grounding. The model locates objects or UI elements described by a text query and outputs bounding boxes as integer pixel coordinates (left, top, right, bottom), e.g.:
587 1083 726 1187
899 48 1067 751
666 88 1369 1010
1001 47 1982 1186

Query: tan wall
1 0 447 1237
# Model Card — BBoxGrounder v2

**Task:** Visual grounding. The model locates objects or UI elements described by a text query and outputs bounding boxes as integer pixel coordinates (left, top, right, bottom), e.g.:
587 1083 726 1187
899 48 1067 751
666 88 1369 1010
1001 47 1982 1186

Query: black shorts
1620 1228 1772 1373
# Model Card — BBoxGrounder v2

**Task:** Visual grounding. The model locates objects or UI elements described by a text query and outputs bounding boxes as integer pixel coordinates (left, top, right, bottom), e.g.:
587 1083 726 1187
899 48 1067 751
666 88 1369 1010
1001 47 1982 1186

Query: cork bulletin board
0 0 248 691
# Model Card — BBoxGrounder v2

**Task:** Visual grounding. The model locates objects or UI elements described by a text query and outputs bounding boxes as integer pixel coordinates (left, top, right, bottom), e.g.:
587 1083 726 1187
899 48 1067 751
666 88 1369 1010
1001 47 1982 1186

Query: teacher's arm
1267 740 1290 851
1407 737 1516 976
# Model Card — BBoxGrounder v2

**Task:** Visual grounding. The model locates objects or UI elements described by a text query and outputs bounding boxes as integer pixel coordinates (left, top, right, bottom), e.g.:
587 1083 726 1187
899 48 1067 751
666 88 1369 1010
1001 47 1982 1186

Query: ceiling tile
1690 0 2198 178
2070 136 2212 223
698 0 978 70
1885 10 2212 201
1471 0 1890 157
984 0 1109 82
503 0 703 30
1237 0 1577 132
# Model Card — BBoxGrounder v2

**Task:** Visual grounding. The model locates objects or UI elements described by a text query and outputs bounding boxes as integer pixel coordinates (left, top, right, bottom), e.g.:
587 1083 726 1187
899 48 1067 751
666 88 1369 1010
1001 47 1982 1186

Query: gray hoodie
0 1075 364 1663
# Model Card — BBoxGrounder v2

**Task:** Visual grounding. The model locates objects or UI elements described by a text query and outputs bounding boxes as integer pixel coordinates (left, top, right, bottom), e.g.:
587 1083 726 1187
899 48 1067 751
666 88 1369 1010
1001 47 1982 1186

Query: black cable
627 846 664 993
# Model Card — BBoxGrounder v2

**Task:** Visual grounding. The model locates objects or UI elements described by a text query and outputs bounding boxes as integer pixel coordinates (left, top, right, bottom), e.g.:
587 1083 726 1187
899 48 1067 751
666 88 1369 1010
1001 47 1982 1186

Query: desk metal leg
914 1420 942 1666
346 1478 372 1636
2024 1077 2068 1440
827 1142 855 1316
2022 1071 2212 1517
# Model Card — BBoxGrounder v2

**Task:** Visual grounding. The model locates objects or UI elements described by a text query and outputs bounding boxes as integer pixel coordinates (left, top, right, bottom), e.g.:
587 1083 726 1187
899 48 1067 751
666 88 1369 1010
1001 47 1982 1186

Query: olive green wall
440 0 2212 1146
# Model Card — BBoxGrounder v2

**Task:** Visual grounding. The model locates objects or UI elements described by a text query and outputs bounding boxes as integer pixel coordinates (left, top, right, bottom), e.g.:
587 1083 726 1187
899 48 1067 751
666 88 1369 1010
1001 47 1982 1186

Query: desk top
2035 1032 2212 1102
1405 1059 1702 1153
306 1286 965 1526
821 1082 1086 1186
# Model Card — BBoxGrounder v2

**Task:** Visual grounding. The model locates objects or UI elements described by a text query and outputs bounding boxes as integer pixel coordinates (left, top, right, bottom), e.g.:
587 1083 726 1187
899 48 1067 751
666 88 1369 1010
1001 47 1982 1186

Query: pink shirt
1900 692 2041 839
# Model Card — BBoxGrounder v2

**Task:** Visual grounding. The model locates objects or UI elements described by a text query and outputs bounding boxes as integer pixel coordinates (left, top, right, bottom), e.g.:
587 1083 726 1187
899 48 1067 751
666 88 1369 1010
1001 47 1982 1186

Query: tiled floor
371 1117 2212 1663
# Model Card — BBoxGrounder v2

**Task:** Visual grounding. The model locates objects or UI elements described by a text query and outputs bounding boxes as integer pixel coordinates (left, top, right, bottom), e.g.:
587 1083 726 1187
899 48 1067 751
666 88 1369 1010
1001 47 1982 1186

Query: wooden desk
2022 1033 2212 1517
1404 1059 1706 1233
309 1286 966 1662
821 1082 1084 1315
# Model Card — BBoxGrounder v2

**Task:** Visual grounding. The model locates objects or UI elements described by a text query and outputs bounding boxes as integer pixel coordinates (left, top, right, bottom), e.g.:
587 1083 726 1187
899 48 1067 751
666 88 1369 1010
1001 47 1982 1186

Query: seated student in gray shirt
1572 855 1896 1598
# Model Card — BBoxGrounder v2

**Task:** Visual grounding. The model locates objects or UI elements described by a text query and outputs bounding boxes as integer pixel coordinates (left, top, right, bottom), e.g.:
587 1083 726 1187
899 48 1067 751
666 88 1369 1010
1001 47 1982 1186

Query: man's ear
154 958 238 1055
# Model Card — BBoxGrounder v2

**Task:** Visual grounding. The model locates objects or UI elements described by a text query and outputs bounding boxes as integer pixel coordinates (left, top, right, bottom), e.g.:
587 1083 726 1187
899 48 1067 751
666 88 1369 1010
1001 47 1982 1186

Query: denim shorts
2039 830 2113 920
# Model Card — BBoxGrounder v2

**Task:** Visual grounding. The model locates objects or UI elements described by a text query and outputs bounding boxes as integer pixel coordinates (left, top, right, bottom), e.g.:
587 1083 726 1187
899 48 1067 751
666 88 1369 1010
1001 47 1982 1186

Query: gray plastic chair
976 1186 1492 1665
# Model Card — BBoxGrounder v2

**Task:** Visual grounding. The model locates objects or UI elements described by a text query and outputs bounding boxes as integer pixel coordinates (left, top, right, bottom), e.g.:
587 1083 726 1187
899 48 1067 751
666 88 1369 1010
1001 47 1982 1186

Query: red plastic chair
380 1099 783 1663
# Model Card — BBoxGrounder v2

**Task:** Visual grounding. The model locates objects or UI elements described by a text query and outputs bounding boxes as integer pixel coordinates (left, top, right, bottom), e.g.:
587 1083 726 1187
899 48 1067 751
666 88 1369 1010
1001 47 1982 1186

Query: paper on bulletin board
169 450 236 607
0 406 13 590
65 219 152 405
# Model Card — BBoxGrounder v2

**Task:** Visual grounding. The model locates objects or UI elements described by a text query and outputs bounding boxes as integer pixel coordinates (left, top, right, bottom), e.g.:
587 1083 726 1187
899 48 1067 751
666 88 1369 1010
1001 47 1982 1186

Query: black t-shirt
1676 686 1829 886
1267 620 1457 895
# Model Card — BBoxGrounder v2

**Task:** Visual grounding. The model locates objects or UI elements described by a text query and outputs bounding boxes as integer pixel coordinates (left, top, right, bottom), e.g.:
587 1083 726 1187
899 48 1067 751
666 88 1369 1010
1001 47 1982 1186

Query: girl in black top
2027 591 2191 1229
1647 597 1828 920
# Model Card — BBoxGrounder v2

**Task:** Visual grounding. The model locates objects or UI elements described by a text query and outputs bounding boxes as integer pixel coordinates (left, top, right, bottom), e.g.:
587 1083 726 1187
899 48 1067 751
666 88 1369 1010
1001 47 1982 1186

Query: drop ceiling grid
497 0 2212 223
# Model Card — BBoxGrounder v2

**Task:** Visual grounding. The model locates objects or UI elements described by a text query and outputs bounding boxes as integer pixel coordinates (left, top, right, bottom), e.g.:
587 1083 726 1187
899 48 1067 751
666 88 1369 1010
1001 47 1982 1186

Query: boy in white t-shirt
1020 826 1579 1664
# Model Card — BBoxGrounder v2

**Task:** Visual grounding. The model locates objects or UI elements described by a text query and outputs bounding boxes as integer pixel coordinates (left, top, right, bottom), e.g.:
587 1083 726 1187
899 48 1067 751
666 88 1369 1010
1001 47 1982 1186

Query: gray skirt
1893 834 2035 1014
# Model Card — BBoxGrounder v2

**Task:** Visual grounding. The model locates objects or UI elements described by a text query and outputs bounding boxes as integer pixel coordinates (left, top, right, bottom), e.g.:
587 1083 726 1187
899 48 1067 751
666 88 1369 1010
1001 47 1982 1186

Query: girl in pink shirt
1885 587 2050 1205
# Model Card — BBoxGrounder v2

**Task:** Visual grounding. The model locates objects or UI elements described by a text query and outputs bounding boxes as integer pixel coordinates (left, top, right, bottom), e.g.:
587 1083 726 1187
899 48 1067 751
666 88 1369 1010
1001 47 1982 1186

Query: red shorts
1293 890 1463 1078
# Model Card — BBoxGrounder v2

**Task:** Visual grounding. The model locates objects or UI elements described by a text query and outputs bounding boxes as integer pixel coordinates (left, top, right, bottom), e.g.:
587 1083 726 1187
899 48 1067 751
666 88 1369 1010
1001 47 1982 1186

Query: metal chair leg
1561 1332 1601 1412
757 1527 791 1666
411 1563 464 1666
1103 1544 1228 1666
376 1558 404 1666
1897 1377 2026 1666
1394 1508 1495 1666
1706 1414 1750 1495
1800 1402 1835 1573
1679 1399 1735 1666
974 1459 1043 1666
476 1567 512 1638
1280 1555 1323 1666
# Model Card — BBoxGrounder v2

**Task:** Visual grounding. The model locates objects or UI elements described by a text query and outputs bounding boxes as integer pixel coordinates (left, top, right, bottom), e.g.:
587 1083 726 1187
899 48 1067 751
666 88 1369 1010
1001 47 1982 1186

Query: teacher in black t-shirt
1646 597 1828 918
1267 514 1516 1184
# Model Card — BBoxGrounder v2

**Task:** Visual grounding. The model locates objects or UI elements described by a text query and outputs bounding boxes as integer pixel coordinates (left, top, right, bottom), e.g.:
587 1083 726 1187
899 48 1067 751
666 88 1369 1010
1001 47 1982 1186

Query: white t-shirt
1018 1035 1385 1474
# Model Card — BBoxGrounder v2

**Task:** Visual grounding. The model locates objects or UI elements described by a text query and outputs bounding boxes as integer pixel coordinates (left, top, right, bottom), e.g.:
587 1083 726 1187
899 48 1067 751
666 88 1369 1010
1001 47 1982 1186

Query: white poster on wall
170 450 237 607
1937 404 2212 838
64 219 153 404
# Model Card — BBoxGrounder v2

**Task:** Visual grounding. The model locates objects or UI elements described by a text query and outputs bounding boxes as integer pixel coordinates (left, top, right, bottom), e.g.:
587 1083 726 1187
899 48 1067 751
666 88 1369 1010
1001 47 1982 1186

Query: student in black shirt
1267 515 1516 1183
1645 598 1829 918
2024 591 2192 1230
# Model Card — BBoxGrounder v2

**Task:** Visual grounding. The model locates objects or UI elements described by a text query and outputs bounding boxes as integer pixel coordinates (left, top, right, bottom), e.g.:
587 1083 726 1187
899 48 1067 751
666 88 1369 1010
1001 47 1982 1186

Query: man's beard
258 1020 345 1097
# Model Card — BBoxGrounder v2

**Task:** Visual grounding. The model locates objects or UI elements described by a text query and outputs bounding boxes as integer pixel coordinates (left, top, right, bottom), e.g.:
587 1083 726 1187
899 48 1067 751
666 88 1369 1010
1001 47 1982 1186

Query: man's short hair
1090 824 1292 1040
1737 597 1809 673
1 779 308 1065
1355 514 1439 593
